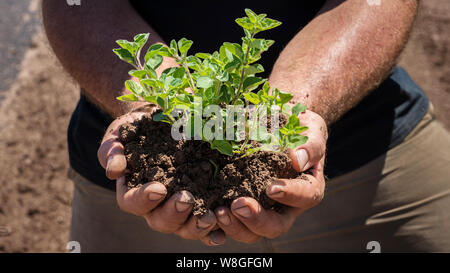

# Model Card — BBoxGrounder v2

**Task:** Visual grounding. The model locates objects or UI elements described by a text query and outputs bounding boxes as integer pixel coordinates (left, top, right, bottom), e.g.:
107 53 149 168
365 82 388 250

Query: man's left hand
214 110 327 243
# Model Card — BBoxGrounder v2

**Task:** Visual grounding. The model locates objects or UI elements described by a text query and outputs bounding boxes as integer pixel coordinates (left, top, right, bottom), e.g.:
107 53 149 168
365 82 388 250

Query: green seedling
113 9 308 156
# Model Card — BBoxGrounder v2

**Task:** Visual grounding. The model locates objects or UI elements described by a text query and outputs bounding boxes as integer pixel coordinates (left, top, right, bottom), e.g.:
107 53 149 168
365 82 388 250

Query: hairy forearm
42 0 174 117
269 0 418 125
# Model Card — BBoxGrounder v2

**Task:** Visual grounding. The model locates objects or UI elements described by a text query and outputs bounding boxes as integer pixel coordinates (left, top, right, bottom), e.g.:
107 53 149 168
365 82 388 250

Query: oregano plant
113 9 308 157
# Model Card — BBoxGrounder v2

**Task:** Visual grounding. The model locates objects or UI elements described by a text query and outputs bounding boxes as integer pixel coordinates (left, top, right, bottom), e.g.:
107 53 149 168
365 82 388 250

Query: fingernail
209 231 224 246
197 211 215 229
175 191 194 212
267 184 285 198
296 149 309 171
233 206 252 218
148 183 166 201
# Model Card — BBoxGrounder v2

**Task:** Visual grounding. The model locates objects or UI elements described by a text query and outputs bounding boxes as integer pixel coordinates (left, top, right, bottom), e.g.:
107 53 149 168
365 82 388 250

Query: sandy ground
0 1 449 252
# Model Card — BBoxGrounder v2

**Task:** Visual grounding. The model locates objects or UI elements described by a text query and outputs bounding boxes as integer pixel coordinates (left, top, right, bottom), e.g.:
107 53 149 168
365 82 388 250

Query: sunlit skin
43 0 418 245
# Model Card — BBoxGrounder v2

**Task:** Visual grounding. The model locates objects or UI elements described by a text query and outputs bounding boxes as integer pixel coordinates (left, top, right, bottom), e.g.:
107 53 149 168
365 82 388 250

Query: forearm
42 0 174 117
269 0 418 125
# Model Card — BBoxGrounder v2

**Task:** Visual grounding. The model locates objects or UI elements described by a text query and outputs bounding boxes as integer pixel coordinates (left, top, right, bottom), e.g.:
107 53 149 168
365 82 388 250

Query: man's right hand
97 108 225 246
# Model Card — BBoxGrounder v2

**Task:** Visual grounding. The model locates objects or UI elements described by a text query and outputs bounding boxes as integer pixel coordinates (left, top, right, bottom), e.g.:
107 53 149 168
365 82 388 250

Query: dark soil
119 113 298 216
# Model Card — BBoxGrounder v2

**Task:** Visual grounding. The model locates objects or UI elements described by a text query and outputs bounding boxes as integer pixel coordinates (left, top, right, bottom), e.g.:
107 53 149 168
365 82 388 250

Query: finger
289 110 327 172
144 190 194 234
98 112 147 179
230 197 299 239
98 140 127 180
200 229 227 246
267 157 325 209
97 138 124 169
175 210 217 240
116 176 167 216
215 206 261 243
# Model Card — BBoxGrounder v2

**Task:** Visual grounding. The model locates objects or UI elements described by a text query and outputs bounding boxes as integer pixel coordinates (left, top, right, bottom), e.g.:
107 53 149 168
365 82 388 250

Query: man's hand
97 108 226 246
214 110 327 243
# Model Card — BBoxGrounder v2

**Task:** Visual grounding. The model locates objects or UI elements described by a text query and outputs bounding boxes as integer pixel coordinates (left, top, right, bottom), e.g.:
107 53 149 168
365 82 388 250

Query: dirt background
0 0 449 252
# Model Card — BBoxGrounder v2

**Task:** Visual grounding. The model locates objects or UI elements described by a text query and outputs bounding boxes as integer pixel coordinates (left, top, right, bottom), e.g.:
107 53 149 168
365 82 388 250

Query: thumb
289 110 327 172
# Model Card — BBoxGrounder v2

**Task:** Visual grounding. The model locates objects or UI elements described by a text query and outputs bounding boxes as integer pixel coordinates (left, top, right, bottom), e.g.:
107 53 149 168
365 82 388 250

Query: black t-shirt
67 0 429 191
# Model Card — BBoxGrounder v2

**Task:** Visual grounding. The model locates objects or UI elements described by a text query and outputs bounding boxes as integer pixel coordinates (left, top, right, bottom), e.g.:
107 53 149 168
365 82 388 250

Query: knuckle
175 229 197 240
310 188 324 207
221 225 240 237
118 201 141 216
147 216 179 234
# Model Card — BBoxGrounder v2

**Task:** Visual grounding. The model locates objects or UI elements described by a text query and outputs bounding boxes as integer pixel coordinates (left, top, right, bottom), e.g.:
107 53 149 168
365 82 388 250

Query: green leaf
244 92 261 104
245 9 258 23
243 77 265 91
153 112 167 122
128 70 148 79
160 67 177 81
245 64 264 75
175 94 191 104
143 95 158 104
279 127 289 136
211 140 233 156
224 55 241 71
219 85 232 102
235 17 254 31
170 39 178 55
223 42 244 60
292 103 307 116
242 147 261 157
143 65 158 79
113 48 134 65
144 43 165 62
259 18 282 31
133 33 149 51
172 67 185 79
294 126 308 134
278 91 294 104
146 54 163 70
117 93 139 101
116 40 136 54
204 87 215 101
178 38 193 55
157 46 173 57
197 76 214 89
156 96 166 109
286 135 308 149
216 71 229 82
285 114 300 130
186 56 201 69
195 53 211 59
125 80 144 96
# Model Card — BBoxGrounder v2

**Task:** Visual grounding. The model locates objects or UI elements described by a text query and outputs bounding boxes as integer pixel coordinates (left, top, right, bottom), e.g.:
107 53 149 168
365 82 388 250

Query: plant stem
135 47 144 70
231 32 255 104
177 56 197 93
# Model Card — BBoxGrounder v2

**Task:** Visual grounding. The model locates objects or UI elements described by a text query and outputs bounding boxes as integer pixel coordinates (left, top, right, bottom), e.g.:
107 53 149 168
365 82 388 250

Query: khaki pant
69 104 450 252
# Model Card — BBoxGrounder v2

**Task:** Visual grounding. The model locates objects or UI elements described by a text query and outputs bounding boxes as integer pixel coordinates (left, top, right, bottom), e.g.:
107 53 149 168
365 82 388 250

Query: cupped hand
97 106 226 246
214 109 328 243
